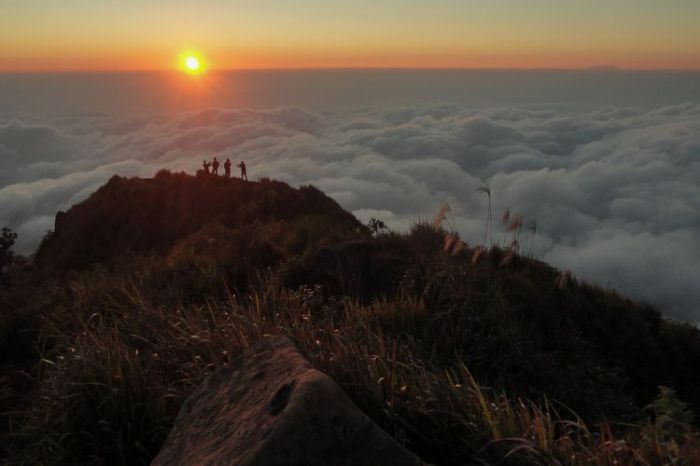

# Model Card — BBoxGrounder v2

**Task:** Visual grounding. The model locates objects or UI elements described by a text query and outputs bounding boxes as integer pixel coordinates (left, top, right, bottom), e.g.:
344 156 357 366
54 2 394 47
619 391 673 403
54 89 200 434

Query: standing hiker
237 160 248 180
212 157 220 175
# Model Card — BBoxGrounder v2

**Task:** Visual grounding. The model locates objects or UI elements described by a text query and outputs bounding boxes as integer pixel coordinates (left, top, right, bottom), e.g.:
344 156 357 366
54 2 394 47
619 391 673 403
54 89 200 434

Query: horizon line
2 65 700 74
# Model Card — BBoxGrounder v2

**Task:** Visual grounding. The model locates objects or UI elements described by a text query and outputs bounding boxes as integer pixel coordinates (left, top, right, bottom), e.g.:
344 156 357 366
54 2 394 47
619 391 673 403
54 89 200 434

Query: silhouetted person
238 160 248 180
224 158 232 178
202 160 211 174
212 157 220 175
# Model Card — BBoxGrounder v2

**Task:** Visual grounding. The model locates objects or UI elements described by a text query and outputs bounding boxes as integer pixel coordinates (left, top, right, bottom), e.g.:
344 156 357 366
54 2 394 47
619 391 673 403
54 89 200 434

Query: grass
2 174 700 465
2 232 699 465
7 285 700 464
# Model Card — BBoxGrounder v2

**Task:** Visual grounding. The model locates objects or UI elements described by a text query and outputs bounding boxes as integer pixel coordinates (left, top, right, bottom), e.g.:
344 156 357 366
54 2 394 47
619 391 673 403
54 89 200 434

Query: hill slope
2 172 700 465
36 171 363 270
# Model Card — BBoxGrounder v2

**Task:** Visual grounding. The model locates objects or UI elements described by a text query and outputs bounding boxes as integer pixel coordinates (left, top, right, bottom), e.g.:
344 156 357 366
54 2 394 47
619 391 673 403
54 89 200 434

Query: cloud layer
1 103 699 320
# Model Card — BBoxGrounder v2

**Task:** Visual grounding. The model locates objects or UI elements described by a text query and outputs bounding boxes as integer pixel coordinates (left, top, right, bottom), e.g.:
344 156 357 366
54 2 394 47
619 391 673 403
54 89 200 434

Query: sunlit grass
2 176 699 465
5 255 699 465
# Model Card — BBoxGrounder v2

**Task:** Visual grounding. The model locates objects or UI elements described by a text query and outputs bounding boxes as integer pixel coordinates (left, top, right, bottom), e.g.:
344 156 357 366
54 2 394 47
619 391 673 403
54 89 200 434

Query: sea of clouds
1 102 699 320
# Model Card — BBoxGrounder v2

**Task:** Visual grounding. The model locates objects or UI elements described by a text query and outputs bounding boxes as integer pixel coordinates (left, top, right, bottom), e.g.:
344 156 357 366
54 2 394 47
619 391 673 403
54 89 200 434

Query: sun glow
186 56 199 71
179 51 207 75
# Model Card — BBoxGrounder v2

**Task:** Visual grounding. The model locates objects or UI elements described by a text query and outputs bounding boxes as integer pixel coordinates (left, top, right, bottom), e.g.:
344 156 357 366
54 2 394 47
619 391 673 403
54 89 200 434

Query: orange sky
2 1 699 71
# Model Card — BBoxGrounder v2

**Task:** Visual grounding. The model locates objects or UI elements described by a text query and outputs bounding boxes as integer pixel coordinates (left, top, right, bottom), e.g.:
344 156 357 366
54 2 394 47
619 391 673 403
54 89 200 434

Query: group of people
202 157 248 180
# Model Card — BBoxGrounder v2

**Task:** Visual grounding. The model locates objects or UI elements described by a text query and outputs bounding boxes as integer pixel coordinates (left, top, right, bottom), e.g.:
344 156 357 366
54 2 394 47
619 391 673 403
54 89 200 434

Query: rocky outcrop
152 336 426 466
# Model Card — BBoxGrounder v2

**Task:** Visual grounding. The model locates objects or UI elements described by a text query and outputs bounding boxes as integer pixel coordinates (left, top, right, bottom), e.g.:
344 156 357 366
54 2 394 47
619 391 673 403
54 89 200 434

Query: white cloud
1 103 699 319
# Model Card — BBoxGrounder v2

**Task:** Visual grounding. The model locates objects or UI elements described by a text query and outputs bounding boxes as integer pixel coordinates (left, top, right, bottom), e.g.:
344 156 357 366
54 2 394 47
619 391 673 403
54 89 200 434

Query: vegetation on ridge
1 171 700 465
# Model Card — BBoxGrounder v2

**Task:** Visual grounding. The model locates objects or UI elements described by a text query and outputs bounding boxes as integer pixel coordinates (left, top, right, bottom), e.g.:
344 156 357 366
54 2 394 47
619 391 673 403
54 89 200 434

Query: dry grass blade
510 238 520 253
471 245 486 265
444 233 458 253
452 240 467 256
499 252 514 267
476 184 491 196
507 214 523 233
555 270 572 290
502 208 510 226
433 203 451 231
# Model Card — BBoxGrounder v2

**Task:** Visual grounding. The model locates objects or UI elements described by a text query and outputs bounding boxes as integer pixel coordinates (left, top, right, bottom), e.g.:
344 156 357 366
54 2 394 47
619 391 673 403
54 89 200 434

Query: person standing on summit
224 158 232 178
212 157 220 175
238 160 248 180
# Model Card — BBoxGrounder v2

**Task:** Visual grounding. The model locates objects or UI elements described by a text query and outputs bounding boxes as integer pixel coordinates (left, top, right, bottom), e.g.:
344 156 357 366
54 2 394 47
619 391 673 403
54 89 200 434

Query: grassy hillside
2 172 700 465
35 170 363 271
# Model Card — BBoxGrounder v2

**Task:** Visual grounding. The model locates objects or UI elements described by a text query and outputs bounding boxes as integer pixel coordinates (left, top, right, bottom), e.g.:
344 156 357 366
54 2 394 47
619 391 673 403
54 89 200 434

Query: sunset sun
185 56 200 71
179 51 207 75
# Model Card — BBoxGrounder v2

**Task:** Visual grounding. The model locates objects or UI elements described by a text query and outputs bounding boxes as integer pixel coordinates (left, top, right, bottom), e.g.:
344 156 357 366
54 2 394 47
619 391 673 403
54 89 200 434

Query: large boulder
152 336 426 466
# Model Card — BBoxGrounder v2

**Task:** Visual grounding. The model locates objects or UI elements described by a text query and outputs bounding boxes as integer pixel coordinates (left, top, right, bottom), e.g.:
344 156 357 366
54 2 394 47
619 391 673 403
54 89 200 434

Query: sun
178 51 207 76
185 56 200 71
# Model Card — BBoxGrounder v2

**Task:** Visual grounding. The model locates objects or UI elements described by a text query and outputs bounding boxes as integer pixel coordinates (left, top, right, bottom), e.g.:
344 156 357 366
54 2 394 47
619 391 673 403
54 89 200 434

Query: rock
152 336 426 466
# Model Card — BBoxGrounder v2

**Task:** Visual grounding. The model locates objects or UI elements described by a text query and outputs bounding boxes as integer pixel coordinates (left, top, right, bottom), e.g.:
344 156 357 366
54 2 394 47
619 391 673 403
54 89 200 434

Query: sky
2 0 700 71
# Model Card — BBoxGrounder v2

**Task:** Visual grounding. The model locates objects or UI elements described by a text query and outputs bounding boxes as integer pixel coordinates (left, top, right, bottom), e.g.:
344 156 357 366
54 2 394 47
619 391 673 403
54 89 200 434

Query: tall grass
5 255 699 465
3 170 700 464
